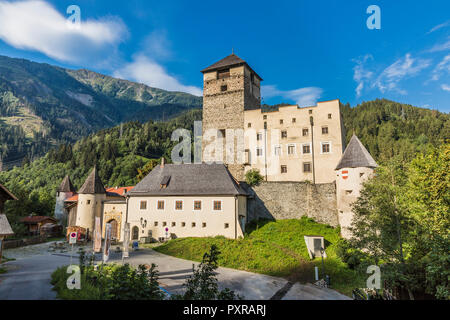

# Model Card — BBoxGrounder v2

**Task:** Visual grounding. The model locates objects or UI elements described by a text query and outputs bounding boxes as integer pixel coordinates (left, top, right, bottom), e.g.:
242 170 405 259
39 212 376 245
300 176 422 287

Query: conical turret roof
57 175 75 193
78 167 106 194
335 135 378 170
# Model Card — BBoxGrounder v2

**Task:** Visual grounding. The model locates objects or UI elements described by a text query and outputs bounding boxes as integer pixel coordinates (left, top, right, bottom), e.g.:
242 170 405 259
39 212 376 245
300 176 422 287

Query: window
132 226 139 240
213 201 222 211
175 200 183 210
217 69 230 79
181 222 186 227
360 173 365 178
328 113 332 119
163 222 167 227
194 200 202 210
281 165 287 173
256 147 263 157
292 118 296 123
280 119 284 124
157 200 164 210
257 133 263 141
202 223 206 228
172 222 176 227
303 162 312 173
248 122 252 128
154 221 158 227
345 190 353 195
288 145 296 155
274 145 281 156
140 201 147 210
281 130 287 138
192 222 196 227
221 85 227 92
322 126 329 134
302 128 308 136
302 144 311 154
224 223 229 229
263 115 267 120
309 110 312 114
87 200 91 205
321 142 331 154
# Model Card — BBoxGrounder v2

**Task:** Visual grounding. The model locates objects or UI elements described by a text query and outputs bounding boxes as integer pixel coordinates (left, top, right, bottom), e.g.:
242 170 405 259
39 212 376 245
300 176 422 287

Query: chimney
161 157 165 168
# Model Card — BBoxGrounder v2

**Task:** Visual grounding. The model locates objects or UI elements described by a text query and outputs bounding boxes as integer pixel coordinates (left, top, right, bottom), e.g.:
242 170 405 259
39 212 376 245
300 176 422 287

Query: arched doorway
108 219 118 240
132 226 139 240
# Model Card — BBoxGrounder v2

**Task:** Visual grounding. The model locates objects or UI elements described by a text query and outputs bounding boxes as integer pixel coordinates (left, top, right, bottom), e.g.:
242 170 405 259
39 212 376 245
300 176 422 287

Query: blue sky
0 0 449 111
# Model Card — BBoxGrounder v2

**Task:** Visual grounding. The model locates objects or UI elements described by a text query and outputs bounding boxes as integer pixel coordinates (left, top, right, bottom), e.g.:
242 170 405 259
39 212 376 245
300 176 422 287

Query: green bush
245 169 264 186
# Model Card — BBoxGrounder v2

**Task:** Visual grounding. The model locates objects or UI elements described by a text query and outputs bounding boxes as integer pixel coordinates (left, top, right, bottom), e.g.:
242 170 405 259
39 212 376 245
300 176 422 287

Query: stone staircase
282 283 352 300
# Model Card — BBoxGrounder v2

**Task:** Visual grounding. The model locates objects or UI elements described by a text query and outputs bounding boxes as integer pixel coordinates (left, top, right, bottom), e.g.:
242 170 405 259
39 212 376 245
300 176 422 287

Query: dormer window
160 176 171 189
217 69 230 79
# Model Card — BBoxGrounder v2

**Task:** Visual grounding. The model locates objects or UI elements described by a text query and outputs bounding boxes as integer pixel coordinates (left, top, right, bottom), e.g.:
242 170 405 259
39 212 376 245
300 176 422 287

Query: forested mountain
0 55 202 165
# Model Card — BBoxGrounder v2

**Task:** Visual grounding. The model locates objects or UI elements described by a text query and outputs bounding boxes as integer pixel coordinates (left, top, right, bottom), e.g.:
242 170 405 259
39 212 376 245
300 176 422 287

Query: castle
58 53 377 241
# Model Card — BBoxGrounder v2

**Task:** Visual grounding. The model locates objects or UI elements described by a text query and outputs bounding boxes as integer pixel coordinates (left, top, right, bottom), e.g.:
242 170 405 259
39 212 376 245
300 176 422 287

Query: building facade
201 54 345 183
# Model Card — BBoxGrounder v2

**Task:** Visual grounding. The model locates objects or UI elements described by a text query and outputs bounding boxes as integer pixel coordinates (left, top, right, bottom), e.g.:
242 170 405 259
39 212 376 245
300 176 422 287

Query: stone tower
54 175 76 226
76 167 106 236
335 135 378 239
201 53 262 181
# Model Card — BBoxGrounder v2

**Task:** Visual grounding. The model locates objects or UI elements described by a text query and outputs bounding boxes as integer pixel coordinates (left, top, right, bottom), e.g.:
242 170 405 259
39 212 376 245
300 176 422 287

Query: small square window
224 223 229 229
345 190 353 195
328 113 332 119
292 118 296 123
288 145 295 155
322 143 330 153
213 201 222 211
302 128 308 136
87 200 91 205
154 221 158 227
202 223 206 228
181 222 186 227
163 222 167 227
303 162 312 173
248 123 252 128
157 200 164 210
263 115 267 120
175 200 183 210
302 144 311 154
274 146 281 156
221 85 227 92
256 148 263 157
322 126 329 134
281 165 287 173
192 222 196 227
194 200 202 210
360 173 365 178
140 201 147 210
309 110 312 114
280 119 284 124
257 133 263 141
281 130 287 138
172 222 176 227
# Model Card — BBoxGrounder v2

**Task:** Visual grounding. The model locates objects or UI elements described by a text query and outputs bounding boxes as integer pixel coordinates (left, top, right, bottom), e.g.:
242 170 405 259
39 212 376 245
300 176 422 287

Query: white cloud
427 21 450 34
352 54 374 97
141 30 172 60
442 84 450 92
262 85 322 107
373 53 431 94
428 37 450 53
0 0 127 64
430 54 450 81
113 54 202 96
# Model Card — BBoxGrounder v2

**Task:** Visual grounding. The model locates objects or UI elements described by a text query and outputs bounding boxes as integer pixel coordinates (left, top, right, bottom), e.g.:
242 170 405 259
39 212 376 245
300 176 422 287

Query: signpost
69 232 77 266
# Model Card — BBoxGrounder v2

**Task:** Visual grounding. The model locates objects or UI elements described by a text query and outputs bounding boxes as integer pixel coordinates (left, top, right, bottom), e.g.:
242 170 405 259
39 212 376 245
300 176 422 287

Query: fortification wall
242 181 339 227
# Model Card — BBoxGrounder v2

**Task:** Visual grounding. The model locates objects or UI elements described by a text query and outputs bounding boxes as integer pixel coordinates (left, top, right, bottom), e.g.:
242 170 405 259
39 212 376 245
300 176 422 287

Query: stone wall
242 181 339 227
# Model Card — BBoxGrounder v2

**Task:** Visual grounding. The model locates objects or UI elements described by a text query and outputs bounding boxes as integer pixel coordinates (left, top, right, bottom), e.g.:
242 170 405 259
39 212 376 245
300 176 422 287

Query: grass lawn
155 217 365 296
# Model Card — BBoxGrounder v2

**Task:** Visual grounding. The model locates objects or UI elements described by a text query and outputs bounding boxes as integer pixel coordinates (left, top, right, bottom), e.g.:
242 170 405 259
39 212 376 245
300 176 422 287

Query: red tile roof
64 186 134 202
21 216 57 224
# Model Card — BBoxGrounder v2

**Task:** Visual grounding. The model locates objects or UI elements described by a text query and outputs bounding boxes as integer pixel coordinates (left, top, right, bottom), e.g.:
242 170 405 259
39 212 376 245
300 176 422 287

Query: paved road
0 243 350 300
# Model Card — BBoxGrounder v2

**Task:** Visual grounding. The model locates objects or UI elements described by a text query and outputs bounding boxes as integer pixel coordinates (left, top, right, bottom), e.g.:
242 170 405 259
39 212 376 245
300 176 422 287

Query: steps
282 283 351 300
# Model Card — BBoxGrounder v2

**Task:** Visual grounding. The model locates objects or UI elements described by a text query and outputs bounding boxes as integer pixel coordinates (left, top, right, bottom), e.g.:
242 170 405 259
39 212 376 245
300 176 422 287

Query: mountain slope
0 55 201 165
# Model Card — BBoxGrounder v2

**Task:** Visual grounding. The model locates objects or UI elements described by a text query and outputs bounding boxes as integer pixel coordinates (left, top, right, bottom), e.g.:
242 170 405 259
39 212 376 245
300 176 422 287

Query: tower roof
57 175 76 193
201 53 263 80
335 135 378 170
78 167 106 194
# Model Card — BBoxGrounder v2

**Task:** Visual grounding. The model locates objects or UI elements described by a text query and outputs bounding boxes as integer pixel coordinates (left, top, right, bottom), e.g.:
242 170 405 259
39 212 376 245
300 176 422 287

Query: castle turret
201 53 262 180
54 175 76 226
76 167 106 235
335 135 377 239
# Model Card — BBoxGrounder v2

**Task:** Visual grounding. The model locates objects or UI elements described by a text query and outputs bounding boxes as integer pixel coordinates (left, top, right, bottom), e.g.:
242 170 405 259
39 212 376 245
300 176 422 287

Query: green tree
245 169 264 186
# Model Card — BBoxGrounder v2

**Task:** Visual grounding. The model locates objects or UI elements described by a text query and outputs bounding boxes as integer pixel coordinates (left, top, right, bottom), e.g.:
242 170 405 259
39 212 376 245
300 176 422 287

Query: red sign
342 170 349 180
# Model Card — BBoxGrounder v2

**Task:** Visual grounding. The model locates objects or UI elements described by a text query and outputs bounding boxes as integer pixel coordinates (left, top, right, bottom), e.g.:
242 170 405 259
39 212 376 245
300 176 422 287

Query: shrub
245 169 264 186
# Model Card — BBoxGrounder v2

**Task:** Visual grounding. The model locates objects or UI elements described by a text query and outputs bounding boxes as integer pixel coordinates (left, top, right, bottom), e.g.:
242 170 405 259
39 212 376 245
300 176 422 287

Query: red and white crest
342 170 349 180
